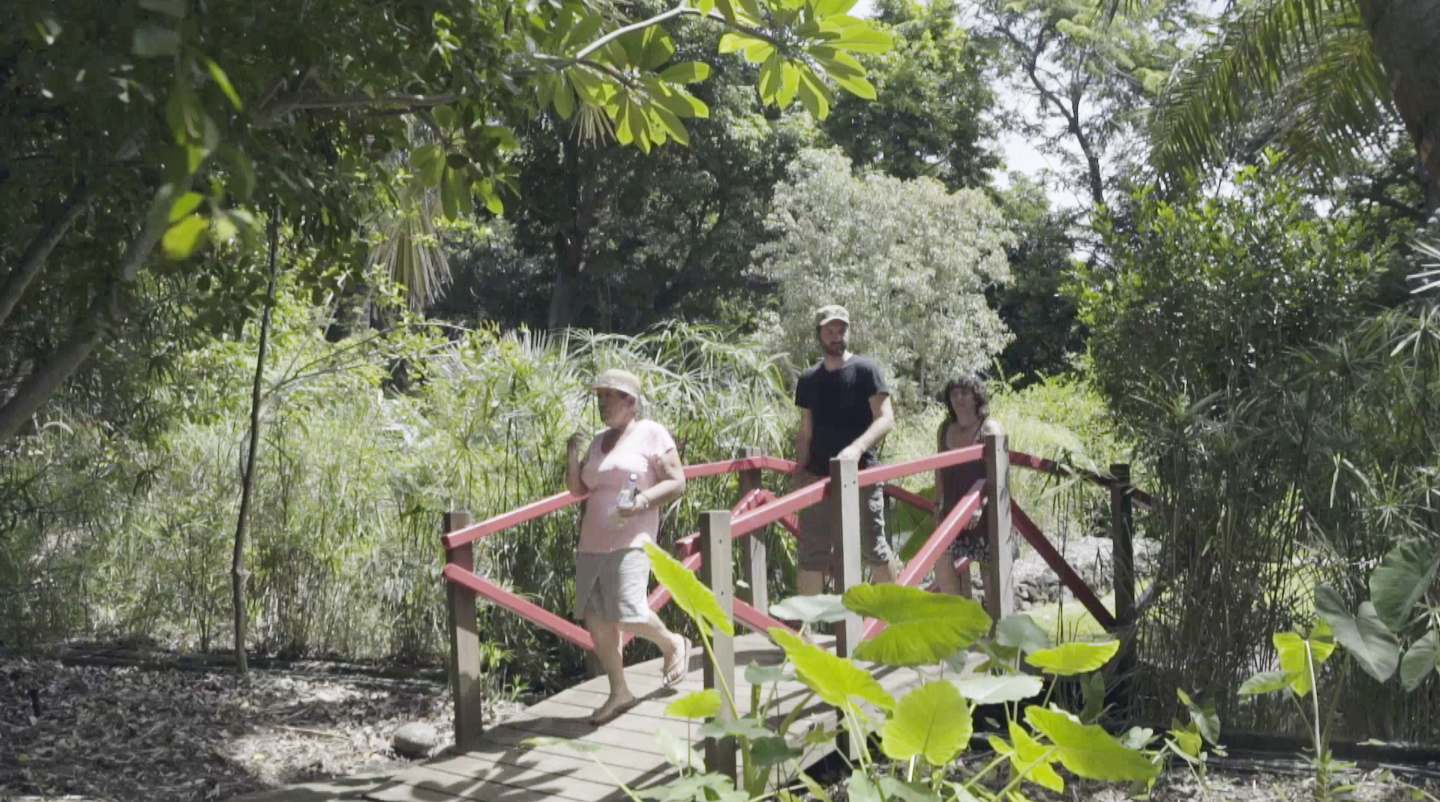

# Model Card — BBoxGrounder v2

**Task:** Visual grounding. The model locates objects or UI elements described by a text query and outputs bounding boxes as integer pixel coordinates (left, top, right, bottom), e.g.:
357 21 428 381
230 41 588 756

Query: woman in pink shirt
565 369 690 723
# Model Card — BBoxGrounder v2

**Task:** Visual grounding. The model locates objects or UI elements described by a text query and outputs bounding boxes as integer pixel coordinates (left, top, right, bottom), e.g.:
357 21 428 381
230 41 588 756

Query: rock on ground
391 721 439 758
972 535 1160 610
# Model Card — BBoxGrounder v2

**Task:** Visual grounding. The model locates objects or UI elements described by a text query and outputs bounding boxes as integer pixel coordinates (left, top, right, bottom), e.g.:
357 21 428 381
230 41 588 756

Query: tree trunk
1357 0 1440 212
547 132 586 331
232 213 281 675
0 182 91 329
0 180 182 445
0 318 105 442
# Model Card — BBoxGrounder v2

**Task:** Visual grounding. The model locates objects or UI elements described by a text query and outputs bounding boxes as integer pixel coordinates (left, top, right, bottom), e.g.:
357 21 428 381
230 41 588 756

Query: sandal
662 638 689 687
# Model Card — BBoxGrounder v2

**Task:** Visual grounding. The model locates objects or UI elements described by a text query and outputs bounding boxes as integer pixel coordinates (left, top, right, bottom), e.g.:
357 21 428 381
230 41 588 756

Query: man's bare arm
837 394 894 462
795 407 814 473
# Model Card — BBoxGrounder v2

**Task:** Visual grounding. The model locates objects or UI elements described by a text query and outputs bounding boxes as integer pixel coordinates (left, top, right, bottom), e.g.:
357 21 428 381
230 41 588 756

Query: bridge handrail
440 438 1152 749
1008 451 1154 510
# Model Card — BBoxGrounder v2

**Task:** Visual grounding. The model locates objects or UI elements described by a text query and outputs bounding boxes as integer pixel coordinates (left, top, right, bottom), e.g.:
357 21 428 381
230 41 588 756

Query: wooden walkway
362 634 953 802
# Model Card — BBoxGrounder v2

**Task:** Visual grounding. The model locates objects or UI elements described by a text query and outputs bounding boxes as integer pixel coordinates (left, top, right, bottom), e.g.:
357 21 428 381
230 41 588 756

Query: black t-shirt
794 356 890 475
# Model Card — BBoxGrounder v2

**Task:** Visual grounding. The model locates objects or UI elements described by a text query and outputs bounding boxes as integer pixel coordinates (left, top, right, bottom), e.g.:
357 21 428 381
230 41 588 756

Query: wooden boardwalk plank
375 633 974 802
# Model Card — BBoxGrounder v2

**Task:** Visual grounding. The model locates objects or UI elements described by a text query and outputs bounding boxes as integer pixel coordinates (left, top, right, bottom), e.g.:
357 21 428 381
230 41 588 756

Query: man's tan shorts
795 470 895 573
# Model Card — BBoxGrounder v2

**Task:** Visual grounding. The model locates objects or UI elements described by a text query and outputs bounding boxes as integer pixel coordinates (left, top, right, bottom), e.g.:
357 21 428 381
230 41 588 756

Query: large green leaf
204 59 242 110
1400 630 1440 692
769 628 894 711
408 145 445 188
809 47 866 79
666 690 720 719
1025 706 1160 782
847 773 880 802
770 594 848 625
829 26 893 53
876 777 941 802
1007 720 1064 792
655 729 701 769
162 214 207 259
1274 626 1335 697
646 542 734 636
1369 540 1440 631
750 736 802 766
758 55 784 104
1176 689 1220 744
697 716 773 739
996 614 1052 654
660 62 711 84
832 74 876 100
796 67 832 119
952 675 1043 705
718 32 766 54
843 584 991 666
649 106 690 146
1024 640 1120 676
1314 585 1400 682
168 192 204 223
744 662 796 684
645 773 745 802
880 680 972 765
1237 670 1301 695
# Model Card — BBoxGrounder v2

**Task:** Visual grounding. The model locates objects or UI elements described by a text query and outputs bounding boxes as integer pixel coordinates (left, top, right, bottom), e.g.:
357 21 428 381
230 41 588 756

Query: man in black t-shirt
793 304 899 595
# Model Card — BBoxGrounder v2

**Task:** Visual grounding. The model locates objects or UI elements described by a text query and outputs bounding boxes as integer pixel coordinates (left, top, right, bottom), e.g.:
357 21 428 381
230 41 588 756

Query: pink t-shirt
578 419 678 553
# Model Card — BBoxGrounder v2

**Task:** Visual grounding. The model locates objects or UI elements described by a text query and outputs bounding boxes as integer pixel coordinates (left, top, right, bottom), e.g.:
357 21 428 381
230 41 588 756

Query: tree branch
574 5 784 60
0 181 91 330
253 90 461 128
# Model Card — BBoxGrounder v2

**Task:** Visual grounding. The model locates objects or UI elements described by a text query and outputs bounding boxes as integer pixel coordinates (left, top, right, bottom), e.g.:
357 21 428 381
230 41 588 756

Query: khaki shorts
796 471 895 573
575 547 652 623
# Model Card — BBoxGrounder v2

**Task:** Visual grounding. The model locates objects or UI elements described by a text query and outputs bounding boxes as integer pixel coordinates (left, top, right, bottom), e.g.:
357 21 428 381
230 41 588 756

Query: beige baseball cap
589 368 643 400
814 304 850 328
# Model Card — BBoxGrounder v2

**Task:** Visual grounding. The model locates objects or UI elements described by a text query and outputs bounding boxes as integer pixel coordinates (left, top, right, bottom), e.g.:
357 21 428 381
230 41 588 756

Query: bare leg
617 611 685 667
585 614 635 721
870 563 894 583
798 569 825 596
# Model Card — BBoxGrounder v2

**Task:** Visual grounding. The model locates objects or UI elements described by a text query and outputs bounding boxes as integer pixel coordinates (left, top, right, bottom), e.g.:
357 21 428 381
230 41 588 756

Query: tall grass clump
0 287 796 690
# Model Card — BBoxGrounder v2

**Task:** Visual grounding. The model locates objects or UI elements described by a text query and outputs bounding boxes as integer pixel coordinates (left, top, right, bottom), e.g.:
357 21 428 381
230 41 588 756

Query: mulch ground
3 655 1435 802
0 655 502 802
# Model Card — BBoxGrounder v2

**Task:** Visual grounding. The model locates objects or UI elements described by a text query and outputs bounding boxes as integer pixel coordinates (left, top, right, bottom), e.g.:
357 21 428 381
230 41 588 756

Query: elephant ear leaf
1369 540 1440 631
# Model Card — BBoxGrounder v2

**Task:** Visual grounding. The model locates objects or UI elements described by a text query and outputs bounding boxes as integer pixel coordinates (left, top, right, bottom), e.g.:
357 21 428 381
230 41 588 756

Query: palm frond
1149 0 1390 178
367 181 451 310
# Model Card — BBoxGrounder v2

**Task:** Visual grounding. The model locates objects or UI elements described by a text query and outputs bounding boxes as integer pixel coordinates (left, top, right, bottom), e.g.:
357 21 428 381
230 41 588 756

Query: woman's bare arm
565 432 592 496
622 447 686 515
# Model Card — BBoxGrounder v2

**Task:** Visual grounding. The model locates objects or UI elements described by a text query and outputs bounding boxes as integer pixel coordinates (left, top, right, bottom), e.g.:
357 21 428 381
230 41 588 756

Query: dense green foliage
8 0 1440 762
756 147 1013 401
1076 164 1440 738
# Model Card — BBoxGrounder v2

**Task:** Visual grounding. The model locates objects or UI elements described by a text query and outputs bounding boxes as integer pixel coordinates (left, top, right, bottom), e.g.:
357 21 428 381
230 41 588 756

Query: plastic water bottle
616 473 640 511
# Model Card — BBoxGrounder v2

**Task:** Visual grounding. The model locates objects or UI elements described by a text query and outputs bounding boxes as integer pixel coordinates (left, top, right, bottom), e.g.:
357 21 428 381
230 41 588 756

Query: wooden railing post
444 510 484 751
1110 464 1137 712
1111 463 1134 624
829 457 863 659
983 434 1015 624
740 446 769 617
1110 464 1135 626
700 510 737 780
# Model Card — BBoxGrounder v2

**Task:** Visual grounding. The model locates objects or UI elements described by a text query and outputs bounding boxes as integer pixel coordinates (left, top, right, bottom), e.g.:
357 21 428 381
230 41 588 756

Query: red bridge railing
441 435 1149 749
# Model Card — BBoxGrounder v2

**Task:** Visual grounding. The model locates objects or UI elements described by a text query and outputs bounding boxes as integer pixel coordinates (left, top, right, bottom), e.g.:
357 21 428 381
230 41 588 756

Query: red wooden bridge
362 435 1152 802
